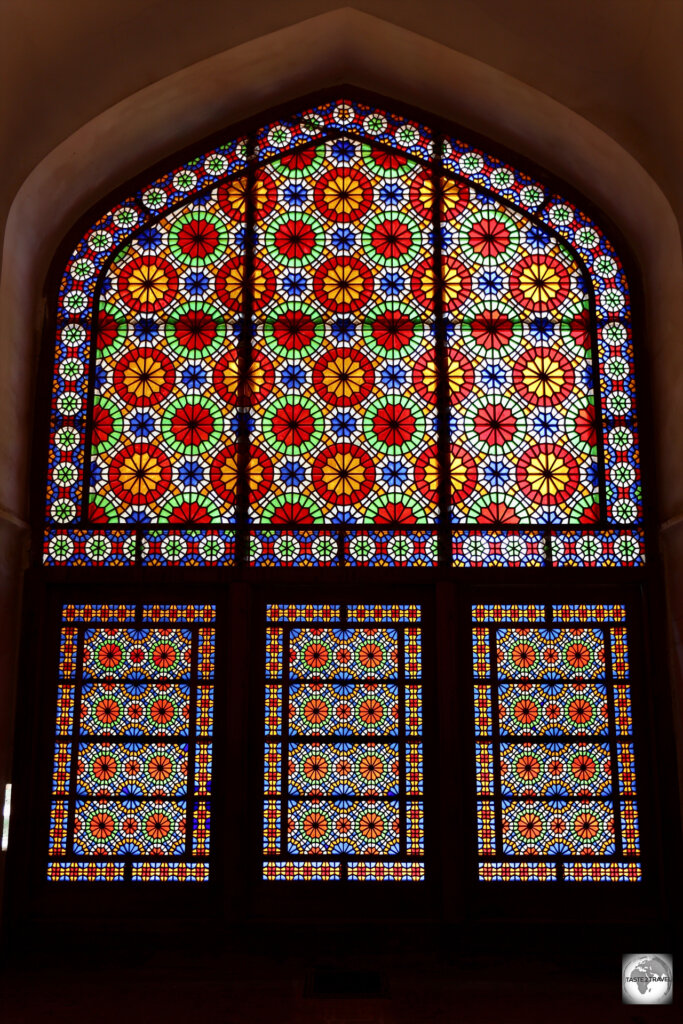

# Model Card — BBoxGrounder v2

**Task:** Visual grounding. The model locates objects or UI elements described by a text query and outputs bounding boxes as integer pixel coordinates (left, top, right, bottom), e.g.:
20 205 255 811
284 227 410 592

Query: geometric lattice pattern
263 603 424 881
473 603 640 881
48 604 215 882
46 96 642 567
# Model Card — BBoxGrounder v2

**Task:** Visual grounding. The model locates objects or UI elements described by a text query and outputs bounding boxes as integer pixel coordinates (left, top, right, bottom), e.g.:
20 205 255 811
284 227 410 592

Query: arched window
46 97 641 567
27 95 652 904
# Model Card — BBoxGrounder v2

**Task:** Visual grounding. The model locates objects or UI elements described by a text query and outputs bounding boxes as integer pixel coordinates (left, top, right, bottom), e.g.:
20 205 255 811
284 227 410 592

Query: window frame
5 88 677 940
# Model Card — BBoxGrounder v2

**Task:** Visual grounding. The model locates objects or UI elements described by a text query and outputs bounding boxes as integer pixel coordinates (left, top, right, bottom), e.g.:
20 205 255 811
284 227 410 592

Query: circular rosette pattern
313 256 374 313
270 144 325 180
412 349 474 405
113 348 176 407
564 393 599 455
460 301 523 352
415 443 479 506
513 346 575 407
212 349 273 406
259 494 324 525
467 492 530 526
109 444 172 506
91 397 124 455
361 302 425 360
361 143 415 179
312 443 376 507
209 444 273 505
94 302 128 358
167 210 228 266
408 170 470 221
313 167 373 222
559 300 593 356
158 494 222 524
261 396 325 455
264 213 324 267
361 211 423 267
88 493 119 524
117 256 179 312
215 255 275 312
509 254 571 312
312 348 375 407
365 492 429 525
516 443 580 505
217 173 277 220
448 444 479 504
457 207 521 263
462 394 527 456
411 256 472 312
363 396 426 455
262 302 325 359
160 396 224 455
163 301 227 360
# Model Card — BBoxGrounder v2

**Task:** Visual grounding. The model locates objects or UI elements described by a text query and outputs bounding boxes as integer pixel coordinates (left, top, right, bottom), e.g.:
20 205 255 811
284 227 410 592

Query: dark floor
1 939 678 1023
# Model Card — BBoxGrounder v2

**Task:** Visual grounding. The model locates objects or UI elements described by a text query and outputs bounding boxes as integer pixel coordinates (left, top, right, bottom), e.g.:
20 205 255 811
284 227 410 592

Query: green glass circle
261 395 325 455
167 211 229 267
461 392 527 457
362 395 426 455
164 300 227 359
264 212 325 268
262 302 325 360
361 301 425 360
87 493 119 524
361 211 423 267
359 142 417 179
158 493 222 523
95 301 128 358
91 396 123 455
271 144 325 179
160 395 224 455
456 206 521 264
460 300 524 353
259 493 325 524
365 492 430 524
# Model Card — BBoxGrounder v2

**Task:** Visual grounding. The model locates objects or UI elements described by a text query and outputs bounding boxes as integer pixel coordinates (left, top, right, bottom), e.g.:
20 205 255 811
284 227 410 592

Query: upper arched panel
44 96 642 568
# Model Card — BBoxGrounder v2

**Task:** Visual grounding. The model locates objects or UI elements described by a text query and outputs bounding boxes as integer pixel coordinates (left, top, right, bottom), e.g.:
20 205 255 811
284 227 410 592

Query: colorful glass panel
48 604 215 881
472 603 641 881
45 97 642 568
263 603 424 880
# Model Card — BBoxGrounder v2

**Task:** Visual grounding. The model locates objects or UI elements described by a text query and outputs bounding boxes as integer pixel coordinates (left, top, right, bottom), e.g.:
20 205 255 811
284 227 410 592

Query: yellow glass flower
517 260 562 305
121 355 166 399
321 173 365 215
320 451 367 496
218 357 266 399
126 263 170 305
217 453 265 493
220 264 269 305
118 451 163 497
221 177 270 215
417 262 465 304
320 355 365 398
420 356 466 397
414 177 461 214
422 453 440 493
524 451 570 497
520 353 566 399
322 263 366 305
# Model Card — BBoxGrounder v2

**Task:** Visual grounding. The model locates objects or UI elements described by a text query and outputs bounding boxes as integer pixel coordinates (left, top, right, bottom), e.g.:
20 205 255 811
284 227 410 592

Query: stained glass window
263 604 424 881
47 603 214 882
472 603 641 882
45 97 643 569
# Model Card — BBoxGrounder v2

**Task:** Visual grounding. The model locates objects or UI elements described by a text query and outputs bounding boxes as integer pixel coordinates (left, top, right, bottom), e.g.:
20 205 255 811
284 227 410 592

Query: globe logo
622 954 673 1004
